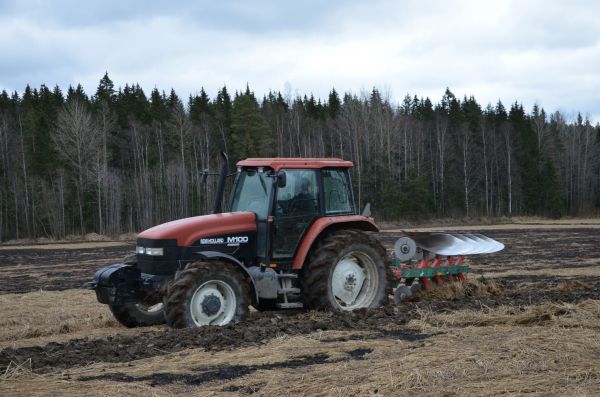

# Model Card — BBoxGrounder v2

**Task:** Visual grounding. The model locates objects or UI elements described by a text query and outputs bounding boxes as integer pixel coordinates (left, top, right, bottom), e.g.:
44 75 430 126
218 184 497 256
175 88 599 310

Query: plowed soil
0 243 131 293
1 223 599 396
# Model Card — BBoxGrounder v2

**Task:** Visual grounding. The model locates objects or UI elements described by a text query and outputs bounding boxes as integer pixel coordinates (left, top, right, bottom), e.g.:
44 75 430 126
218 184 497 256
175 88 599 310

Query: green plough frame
390 258 469 287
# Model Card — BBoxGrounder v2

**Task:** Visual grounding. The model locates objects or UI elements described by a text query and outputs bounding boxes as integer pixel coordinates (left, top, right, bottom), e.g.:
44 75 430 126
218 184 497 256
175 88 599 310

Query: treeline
0 73 599 240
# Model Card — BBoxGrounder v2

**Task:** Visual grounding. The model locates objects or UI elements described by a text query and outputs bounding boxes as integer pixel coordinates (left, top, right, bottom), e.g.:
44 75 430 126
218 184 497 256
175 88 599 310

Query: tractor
91 154 503 328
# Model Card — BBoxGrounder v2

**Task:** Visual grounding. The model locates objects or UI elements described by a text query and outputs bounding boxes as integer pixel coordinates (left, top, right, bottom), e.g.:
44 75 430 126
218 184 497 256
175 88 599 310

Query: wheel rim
190 280 237 326
331 251 379 310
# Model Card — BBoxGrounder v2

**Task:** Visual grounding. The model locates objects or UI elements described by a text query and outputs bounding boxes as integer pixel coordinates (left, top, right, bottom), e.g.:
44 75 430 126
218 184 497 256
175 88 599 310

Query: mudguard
191 251 259 303
292 215 379 269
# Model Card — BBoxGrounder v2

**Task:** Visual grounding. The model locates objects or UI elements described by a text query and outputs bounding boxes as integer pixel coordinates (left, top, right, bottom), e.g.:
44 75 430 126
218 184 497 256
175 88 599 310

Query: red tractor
91 154 503 328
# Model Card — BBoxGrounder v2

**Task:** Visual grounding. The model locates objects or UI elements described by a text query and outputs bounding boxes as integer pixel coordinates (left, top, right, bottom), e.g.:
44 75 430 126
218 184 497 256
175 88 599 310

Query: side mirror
277 171 287 188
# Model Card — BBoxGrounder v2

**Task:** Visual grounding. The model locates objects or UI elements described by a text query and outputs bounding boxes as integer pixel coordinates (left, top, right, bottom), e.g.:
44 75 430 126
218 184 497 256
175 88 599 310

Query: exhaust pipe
213 152 229 214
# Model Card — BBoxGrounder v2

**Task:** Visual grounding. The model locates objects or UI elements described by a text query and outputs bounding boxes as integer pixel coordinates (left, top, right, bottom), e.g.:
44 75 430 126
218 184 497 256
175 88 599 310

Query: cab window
322 169 354 214
230 168 272 220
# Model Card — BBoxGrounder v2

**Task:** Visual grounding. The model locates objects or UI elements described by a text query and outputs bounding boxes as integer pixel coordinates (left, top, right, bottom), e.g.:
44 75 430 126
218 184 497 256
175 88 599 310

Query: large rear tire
303 230 392 311
164 261 251 328
109 301 165 328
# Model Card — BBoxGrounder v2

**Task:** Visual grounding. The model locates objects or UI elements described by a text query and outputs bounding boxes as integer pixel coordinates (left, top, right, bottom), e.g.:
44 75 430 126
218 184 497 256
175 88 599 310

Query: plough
390 233 505 302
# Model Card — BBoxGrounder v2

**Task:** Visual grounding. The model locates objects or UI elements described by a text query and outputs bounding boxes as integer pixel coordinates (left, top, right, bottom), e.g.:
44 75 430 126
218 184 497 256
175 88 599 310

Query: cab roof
237 158 353 171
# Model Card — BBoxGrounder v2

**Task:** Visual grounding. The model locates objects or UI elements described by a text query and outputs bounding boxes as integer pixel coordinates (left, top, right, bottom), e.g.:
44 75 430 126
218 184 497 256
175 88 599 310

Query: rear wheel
303 230 392 311
164 261 250 328
109 301 165 328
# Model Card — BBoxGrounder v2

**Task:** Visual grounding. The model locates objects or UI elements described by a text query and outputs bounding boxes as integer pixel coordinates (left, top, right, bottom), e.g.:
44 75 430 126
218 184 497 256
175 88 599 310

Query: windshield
230 169 272 219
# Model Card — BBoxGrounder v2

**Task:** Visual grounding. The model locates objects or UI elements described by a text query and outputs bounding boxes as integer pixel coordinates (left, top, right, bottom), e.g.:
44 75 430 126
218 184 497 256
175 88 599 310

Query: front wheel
164 261 250 328
109 301 165 328
303 230 392 311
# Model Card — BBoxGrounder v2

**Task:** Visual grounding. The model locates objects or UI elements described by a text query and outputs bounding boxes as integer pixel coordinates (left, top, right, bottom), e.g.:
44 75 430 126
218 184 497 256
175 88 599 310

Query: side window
322 169 353 215
275 170 319 217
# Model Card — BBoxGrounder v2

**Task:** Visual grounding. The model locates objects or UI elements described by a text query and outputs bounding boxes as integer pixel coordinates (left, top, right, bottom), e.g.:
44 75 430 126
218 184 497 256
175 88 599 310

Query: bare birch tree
53 99 100 234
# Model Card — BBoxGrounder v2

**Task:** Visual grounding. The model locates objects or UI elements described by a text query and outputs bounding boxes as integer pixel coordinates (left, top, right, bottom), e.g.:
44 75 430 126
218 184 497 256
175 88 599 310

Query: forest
0 73 598 240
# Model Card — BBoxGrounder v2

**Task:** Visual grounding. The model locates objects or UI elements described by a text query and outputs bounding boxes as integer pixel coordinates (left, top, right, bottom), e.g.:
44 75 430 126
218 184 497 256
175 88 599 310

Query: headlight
136 246 164 256
145 247 164 256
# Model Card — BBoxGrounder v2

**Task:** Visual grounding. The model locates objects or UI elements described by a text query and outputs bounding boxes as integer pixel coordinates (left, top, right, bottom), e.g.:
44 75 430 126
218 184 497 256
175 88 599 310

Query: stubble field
0 220 599 396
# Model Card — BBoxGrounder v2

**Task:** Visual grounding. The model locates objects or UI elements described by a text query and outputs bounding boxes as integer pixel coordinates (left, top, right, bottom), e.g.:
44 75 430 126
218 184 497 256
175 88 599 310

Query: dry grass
415 299 600 329
419 277 503 301
0 375 171 397
0 290 124 348
3 300 600 396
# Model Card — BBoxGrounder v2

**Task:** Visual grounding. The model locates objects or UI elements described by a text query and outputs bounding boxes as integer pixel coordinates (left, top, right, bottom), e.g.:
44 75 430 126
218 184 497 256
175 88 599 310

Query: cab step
276 302 304 309
278 287 301 294
277 273 298 279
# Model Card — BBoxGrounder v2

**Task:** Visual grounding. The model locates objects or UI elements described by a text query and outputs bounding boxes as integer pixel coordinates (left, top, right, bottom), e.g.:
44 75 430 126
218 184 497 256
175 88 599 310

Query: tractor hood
137 212 257 247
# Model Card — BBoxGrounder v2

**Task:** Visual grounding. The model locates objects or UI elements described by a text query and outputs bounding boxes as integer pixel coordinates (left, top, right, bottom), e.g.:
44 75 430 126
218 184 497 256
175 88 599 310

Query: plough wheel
394 285 413 303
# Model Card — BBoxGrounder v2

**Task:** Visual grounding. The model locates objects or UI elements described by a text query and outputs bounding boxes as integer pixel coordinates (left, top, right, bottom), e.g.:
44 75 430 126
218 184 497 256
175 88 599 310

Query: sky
1 0 599 122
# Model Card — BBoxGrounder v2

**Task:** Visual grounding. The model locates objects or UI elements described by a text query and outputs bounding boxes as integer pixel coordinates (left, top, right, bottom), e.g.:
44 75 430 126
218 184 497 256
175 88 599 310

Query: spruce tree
327 88 341 118
230 86 272 160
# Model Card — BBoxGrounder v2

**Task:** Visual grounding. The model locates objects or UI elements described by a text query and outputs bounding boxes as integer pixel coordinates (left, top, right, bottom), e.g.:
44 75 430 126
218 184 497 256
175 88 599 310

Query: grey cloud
1 0 349 33
0 0 598 123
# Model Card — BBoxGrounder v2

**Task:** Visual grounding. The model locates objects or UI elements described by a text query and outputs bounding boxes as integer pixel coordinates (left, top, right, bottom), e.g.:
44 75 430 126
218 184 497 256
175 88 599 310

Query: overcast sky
1 0 599 122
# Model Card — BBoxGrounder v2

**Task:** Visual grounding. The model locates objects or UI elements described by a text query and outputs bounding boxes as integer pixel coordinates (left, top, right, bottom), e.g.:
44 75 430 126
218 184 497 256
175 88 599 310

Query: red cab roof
237 158 353 171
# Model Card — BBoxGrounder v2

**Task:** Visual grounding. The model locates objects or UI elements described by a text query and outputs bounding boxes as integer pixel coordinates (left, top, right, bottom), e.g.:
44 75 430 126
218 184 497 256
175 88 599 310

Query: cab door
271 169 320 260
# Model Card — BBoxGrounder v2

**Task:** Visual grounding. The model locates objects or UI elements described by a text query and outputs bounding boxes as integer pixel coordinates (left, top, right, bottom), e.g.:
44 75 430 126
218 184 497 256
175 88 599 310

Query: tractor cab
230 158 356 268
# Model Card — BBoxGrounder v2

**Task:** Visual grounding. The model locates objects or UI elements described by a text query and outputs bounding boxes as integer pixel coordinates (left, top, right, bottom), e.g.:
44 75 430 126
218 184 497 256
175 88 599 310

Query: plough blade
406 232 504 256
391 232 504 302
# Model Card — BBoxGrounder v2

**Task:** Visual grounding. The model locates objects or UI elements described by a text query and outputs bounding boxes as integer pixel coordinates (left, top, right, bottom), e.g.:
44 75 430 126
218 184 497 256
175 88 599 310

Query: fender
191 251 259 303
292 215 379 270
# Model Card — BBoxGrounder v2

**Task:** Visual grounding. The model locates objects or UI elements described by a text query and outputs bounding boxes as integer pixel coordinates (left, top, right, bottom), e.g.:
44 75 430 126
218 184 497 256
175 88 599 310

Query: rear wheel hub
201 294 222 317
331 251 378 310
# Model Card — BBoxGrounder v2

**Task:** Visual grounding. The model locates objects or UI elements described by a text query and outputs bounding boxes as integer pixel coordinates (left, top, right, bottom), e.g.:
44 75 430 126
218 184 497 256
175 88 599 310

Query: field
1 221 599 396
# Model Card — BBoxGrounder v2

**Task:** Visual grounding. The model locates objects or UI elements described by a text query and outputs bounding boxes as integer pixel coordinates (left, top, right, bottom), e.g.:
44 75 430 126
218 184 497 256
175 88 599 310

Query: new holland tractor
91 154 503 328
